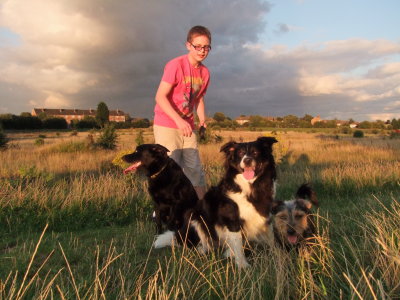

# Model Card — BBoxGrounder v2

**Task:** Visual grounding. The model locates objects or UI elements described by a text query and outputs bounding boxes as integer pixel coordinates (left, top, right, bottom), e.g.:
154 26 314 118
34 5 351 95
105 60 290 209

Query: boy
154 25 211 199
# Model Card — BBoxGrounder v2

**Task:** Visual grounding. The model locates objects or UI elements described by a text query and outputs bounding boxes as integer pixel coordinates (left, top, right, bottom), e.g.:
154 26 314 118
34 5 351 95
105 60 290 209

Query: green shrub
135 130 144 146
96 124 118 149
389 131 400 139
353 130 364 138
34 137 45 146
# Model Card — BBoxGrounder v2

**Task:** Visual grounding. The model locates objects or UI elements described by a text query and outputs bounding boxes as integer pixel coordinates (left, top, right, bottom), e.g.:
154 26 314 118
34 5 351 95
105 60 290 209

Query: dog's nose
243 157 253 166
287 228 296 235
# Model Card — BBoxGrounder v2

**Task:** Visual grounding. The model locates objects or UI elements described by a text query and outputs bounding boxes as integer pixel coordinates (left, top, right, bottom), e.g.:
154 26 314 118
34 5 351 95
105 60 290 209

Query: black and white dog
122 144 199 244
154 136 278 268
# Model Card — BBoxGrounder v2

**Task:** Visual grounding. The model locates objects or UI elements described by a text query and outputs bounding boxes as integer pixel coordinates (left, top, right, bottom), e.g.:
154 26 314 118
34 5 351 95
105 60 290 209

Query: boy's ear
185 41 192 51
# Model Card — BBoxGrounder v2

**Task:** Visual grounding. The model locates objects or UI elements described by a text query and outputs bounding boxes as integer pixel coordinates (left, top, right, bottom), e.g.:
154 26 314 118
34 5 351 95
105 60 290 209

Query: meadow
0 128 399 299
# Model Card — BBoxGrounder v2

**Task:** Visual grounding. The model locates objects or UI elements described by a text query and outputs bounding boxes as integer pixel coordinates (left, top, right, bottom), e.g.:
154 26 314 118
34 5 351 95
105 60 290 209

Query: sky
0 0 399 122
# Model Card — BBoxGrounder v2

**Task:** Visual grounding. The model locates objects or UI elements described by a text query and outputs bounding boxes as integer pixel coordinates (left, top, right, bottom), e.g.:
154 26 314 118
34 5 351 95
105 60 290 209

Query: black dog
155 137 278 268
271 184 318 251
122 144 199 237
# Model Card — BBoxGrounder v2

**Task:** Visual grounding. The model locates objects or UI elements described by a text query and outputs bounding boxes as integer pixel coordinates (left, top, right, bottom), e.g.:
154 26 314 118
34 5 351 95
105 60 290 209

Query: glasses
190 43 211 52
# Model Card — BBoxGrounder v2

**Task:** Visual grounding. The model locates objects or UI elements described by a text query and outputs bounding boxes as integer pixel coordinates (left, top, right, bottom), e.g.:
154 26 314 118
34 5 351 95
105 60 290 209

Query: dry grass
0 129 399 299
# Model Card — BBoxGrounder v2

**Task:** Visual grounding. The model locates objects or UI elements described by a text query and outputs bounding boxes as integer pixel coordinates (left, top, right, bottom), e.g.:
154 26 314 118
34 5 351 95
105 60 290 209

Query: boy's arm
196 96 206 128
155 81 193 137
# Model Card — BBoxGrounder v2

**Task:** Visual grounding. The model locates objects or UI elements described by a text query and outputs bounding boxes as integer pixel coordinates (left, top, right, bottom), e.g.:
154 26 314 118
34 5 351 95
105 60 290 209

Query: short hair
187 26 211 43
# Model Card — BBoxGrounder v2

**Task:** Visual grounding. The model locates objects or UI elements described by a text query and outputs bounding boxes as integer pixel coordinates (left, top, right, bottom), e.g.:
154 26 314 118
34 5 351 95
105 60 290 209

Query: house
311 115 321 125
31 108 129 124
235 116 250 125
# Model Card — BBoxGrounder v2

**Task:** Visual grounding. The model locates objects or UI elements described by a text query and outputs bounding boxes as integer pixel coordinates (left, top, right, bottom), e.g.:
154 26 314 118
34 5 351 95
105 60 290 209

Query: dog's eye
238 150 245 157
294 214 304 220
279 215 288 220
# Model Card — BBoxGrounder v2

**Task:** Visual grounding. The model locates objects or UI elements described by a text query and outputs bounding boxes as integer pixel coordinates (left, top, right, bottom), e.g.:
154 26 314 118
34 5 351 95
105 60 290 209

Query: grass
0 129 399 299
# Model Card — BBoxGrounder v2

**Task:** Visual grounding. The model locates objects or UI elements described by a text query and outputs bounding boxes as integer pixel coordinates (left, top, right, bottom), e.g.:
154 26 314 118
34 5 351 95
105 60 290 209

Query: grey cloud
274 23 290 35
0 0 399 121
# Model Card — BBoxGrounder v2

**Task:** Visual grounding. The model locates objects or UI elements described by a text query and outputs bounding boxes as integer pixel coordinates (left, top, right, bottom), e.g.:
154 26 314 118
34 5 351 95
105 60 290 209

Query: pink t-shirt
154 54 210 129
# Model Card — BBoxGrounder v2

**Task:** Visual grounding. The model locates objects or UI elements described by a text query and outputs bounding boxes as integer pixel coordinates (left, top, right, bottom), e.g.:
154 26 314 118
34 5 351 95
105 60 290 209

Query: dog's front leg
224 231 249 269
154 208 163 234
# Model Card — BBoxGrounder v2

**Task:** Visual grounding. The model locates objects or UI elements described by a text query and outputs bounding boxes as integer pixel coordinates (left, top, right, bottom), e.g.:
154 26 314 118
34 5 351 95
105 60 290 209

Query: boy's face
186 35 211 66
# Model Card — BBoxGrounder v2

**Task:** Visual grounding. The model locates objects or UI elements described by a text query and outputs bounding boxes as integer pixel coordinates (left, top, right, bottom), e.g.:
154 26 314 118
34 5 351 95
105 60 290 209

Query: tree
301 114 313 123
96 102 109 127
248 115 265 127
282 115 300 128
213 112 226 122
0 126 9 149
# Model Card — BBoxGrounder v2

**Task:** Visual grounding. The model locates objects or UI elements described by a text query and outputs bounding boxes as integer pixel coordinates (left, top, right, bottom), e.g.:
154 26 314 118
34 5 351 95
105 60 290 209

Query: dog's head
271 184 318 248
220 136 277 181
122 144 169 175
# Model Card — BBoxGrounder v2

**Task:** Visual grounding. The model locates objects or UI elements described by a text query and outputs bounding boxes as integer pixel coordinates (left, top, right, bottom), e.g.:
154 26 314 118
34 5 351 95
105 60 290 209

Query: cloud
274 23 290 35
0 0 399 121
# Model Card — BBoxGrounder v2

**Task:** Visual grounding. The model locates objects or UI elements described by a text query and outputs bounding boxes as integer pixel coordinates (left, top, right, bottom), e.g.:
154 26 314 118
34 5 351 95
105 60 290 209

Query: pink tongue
123 162 141 174
288 235 298 244
243 167 255 180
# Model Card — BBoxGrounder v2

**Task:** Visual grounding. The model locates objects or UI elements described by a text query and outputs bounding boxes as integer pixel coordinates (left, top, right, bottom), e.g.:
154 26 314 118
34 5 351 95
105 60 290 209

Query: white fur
226 174 270 243
153 230 176 248
191 220 213 254
216 226 249 268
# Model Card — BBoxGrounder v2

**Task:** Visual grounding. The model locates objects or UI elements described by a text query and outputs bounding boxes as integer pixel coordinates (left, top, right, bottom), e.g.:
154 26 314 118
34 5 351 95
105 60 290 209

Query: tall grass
0 130 399 299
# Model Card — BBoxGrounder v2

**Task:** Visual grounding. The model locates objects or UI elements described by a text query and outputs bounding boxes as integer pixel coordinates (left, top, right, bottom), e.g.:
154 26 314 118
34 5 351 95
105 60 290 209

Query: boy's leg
154 125 206 199
182 132 206 199
153 125 183 166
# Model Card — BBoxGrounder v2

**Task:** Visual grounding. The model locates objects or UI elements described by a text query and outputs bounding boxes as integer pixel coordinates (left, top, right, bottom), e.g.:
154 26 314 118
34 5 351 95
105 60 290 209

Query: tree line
0 102 150 130
210 112 400 130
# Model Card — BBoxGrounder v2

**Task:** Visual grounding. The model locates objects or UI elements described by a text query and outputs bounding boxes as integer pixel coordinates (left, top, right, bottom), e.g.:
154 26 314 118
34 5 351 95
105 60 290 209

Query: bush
0 127 9 149
42 117 68 129
389 130 400 139
34 138 45 146
353 130 364 138
0 114 42 129
135 130 144 146
96 124 118 149
71 117 99 129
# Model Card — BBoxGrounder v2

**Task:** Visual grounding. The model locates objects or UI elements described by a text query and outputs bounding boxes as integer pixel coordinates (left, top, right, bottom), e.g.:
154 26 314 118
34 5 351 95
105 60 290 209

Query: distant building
311 115 321 125
235 116 250 125
31 108 129 124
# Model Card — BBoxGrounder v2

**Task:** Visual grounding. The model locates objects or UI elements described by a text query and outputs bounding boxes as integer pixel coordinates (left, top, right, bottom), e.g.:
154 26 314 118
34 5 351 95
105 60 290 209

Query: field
0 128 399 299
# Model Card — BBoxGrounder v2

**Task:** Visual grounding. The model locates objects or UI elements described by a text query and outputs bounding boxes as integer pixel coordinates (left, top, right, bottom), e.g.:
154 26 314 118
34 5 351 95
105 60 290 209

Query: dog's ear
151 144 170 156
296 183 318 207
296 199 313 210
220 141 237 155
257 136 278 150
271 200 284 215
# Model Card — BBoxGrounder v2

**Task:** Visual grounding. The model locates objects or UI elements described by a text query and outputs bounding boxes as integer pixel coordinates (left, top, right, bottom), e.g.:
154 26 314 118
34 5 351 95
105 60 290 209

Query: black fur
122 144 199 235
190 137 278 266
219 136 278 217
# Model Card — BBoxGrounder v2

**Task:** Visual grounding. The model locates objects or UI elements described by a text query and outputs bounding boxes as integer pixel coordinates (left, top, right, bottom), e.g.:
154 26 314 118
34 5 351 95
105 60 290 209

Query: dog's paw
236 258 250 269
224 248 233 258
197 244 210 255
153 231 175 248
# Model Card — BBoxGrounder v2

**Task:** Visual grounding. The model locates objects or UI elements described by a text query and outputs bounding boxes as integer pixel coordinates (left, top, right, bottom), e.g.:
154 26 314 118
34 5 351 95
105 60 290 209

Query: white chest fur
226 174 269 242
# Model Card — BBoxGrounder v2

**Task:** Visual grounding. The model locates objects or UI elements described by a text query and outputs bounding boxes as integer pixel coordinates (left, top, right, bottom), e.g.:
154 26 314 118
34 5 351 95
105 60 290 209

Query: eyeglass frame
190 43 212 52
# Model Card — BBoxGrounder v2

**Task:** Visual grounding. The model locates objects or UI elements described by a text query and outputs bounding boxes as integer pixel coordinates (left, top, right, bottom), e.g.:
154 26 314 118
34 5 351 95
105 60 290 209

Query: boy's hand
199 125 206 141
175 118 193 137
